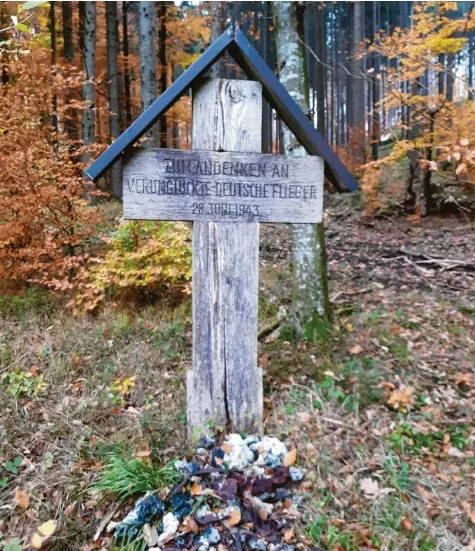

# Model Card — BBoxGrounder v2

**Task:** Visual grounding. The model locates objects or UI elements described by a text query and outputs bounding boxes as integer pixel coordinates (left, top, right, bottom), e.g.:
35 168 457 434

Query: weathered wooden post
85 25 358 441
188 78 263 435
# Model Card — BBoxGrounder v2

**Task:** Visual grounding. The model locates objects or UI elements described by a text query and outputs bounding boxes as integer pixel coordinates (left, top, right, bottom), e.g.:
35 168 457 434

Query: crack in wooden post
187 78 263 438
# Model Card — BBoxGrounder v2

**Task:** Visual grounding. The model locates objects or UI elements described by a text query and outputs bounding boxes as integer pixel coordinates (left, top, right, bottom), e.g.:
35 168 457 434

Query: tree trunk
446 53 455 102
122 1 132 128
316 2 326 137
106 1 121 198
210 2 227 77
438 53 446 96
261 0 272 153
49 1 58 141
78 1 85 53
350 1 365 165
139 1 158 145
469 35 474 101
61 1 77 143
158 2 168 148
371 1 380 160
61 1 74 62
275 1 331 339
81 1 96 165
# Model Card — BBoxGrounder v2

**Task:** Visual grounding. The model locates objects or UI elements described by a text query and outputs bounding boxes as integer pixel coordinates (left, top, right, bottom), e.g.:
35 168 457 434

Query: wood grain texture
187 78 263 437
122 148 324 223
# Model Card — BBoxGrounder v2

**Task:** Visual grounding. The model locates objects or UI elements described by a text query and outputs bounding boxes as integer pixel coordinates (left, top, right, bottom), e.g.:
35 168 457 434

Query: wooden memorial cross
86 26 358 438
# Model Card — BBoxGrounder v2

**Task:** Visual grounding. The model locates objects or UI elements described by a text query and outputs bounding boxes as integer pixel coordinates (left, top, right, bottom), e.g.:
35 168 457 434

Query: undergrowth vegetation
0 217 473 551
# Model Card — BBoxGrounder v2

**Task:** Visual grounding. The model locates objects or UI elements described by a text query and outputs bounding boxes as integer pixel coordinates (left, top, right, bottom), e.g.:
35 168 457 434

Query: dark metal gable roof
86 26 358 192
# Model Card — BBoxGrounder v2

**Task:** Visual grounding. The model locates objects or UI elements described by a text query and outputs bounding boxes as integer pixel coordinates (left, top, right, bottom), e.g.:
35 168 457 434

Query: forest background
0 2 474 551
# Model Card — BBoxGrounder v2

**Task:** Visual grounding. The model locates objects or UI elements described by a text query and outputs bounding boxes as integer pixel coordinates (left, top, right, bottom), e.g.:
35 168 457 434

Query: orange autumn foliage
0 45 104 292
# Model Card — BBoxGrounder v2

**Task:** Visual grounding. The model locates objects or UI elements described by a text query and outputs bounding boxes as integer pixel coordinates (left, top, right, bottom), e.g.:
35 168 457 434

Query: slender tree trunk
78 2 85 50
122 1 132 128
158 2 168 148
106 1 121 198
61 1 74 62
275 1 331 339
469 35 474 101
316 2 326 137
446 53 455 102
81 1 96 166
350 1 365 164
400 1 409 139
468 35 475 101
210 2 227 77
261 0 272 153
372 1 380 160
139 1 158 145
49 1 58 141
61 1 77 143
172 63 182 148
438 53 446 96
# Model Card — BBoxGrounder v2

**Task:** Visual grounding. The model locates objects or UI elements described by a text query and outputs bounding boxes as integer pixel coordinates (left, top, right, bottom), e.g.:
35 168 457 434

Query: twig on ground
0 347 35 374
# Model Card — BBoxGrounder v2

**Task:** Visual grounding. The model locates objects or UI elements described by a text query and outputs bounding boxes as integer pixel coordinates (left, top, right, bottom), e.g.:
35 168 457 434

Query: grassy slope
0 209 474 551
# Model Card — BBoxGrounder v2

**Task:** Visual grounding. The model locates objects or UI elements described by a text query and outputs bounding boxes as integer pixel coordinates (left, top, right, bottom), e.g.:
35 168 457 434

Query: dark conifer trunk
106 1 121 198
61 1 74 62
81 1 96 163
49 2 58 140
158 2 168 148
122 1 132 128
350 1 365 164
469 35 474 101
372 1 380 160
316 2 326 138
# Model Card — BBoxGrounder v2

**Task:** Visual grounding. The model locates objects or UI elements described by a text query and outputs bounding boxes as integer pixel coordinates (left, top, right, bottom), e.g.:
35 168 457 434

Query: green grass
0 289 54 319
94 449 182 501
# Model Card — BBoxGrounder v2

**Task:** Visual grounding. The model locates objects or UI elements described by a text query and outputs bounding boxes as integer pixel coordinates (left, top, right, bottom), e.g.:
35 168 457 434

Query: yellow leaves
31 520 57 548
38 520 57 537
111 376 136 398
387 385 416 412
73 221 192 313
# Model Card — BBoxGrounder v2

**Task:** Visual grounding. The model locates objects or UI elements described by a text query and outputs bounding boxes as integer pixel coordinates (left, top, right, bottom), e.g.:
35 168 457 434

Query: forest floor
0 200 474 551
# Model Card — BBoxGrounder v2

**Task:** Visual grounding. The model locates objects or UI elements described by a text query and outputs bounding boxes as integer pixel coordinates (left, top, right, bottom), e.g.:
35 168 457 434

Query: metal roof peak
86 28 358 192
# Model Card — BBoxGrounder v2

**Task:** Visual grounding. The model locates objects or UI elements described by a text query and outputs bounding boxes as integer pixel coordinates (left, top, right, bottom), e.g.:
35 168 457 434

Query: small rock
143 524 159 547
223 434 255 470
289 467 304 482
158 512 179 544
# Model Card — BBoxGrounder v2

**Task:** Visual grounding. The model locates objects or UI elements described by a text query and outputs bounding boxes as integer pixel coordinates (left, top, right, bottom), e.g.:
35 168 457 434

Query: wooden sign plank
122 148 324 224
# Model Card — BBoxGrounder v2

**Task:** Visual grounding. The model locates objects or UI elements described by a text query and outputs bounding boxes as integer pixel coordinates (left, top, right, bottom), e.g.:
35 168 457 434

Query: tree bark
139 1 158 145
81 1 96 164
469 35 474 101
49 1 58 141
122 1 132 128
371 1 380 160
210 2 227 77
106 1 121 198
261 0 272 153
61 1 74 62
350 1 366 164
446 53 455 102
438 53 446 96
61 1 77 142
316 2 326 137
275 1 331 339
158 2 168 148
